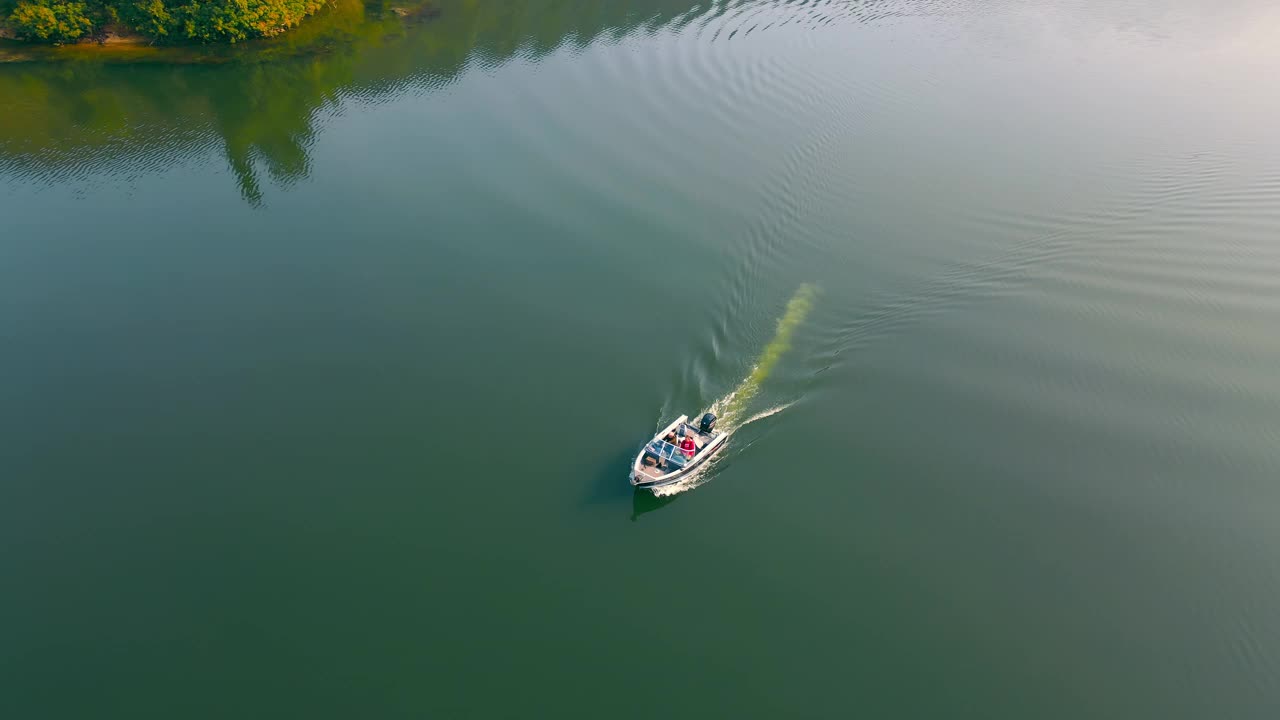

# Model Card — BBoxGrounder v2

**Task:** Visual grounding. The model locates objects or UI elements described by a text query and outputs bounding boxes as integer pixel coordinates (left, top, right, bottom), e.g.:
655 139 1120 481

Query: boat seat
678 426 707 449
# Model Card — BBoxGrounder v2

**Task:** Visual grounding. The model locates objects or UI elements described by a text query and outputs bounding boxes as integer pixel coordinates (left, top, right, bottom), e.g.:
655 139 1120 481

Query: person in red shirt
679 433 697 459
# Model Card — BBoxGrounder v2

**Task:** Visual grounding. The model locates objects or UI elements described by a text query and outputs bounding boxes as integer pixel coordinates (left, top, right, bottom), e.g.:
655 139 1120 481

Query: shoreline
0 19 168 47
0 24 192 62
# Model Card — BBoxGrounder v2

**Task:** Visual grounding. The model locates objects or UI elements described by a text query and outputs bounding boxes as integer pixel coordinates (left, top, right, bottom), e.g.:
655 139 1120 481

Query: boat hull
631 440 725 488
631 415 727 489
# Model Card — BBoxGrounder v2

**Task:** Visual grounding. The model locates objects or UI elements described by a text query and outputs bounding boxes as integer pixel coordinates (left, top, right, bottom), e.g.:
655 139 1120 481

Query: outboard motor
699 413 717 434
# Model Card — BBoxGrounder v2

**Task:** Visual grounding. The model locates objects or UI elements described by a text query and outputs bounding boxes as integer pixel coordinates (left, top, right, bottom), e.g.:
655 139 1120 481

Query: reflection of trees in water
212 62 339 204
0 0 709 204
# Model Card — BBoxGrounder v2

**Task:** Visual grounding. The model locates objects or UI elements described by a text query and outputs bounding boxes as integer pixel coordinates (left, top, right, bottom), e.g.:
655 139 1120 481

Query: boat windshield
647 439 695 467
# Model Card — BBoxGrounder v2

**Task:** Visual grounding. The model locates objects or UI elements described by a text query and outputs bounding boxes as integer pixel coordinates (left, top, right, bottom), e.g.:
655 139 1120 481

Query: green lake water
4 0 1280 716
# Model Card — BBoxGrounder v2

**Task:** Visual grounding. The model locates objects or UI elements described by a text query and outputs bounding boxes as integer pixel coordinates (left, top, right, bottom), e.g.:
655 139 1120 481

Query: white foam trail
737 402 794 428
647 400 796 497
649 458 716 497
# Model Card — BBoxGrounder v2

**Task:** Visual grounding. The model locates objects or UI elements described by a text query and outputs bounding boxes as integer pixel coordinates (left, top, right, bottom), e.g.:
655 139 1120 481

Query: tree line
1 0 327 43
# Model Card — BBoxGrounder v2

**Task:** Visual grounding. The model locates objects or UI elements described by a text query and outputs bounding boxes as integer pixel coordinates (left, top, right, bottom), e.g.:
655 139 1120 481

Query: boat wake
721 283 817 423
648 283 817 497
649 401 794 497
738 403 794 428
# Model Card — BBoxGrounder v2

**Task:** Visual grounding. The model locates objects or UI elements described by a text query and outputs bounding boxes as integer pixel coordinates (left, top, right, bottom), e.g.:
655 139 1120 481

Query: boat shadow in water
579 446 685 521
631 489 681 522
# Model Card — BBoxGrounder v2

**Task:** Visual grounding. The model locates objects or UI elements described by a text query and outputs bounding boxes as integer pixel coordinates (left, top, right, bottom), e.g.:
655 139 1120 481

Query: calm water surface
4 1 1280 717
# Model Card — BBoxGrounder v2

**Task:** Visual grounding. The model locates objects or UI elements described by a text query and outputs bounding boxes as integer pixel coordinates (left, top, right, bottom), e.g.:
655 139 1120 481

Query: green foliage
3 0 327 43
117 0 172 37
172 0 327 43
6 0 96 42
